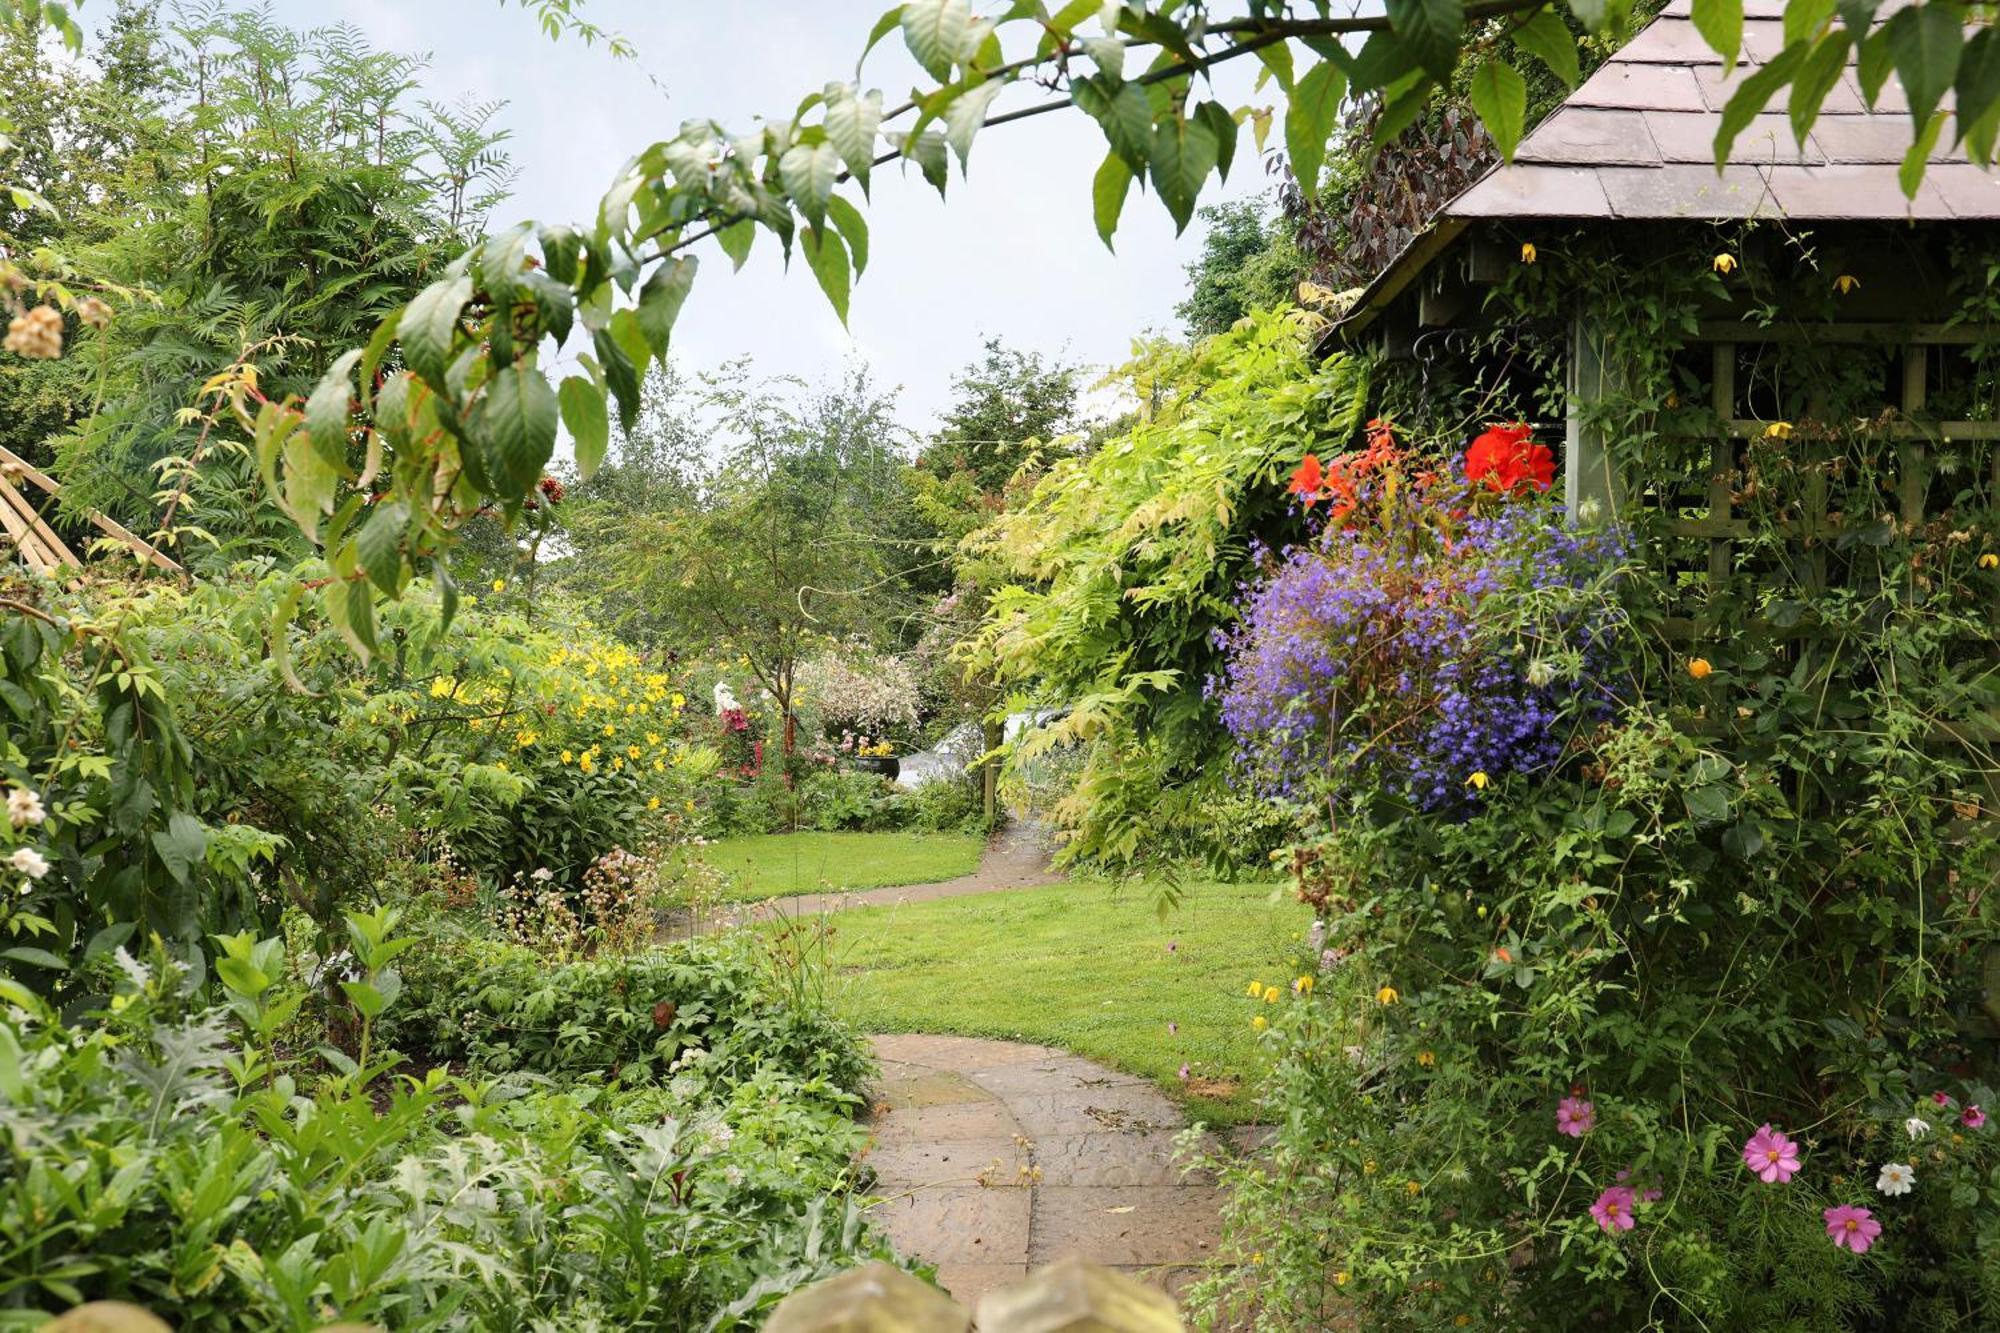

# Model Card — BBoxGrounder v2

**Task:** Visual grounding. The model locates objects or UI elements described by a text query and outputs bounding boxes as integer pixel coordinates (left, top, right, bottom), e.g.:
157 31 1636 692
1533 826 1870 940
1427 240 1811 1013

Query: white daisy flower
1875 1162 1915 1196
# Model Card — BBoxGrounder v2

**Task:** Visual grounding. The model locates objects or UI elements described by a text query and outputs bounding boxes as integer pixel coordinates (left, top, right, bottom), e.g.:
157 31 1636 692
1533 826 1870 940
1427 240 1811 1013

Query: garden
3 0 1998 1329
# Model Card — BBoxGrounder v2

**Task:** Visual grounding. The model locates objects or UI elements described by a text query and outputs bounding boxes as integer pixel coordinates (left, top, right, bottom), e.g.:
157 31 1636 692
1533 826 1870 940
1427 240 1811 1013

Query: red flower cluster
1288 419 1407 523
539 475 566 504
1464 423 1553 495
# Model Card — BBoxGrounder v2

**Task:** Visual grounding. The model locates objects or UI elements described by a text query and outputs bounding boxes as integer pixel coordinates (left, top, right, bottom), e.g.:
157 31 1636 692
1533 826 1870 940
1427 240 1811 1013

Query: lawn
693 829 987 902
822 878 1313 1125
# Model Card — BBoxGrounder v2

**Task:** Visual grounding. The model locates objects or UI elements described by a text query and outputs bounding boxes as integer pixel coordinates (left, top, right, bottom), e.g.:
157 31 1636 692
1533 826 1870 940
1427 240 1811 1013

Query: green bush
0 921 889 1329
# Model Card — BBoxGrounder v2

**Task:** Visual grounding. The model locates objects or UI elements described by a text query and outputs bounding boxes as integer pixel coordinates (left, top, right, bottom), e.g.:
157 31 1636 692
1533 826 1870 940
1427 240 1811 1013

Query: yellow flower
1455 1318 1472 1328
515 729 538 748
579 755 595 773
603 723 616 736
430 676 457 699
491 579 506 592
1979 553 1998 570
1687 657 1713 681
1247 979 1264 998
1833 273 1860 295
1252 1014 1269 1032
612 756 624 770
1377 986 1400 1006
1294 975 1315 995
647 796 661 810
1334 1271 1350 1287
671 692 686 708
1713 253 1738 275
1362 1159 1377 1175
627 744 641 759
1762 420 1793 440
1405 1180 1422 1196
646 731 662 746
1417 1049 1436 1067
1251 1251 1264 1265
1520 241 1537 264
560 749 573 764
653 758 665 772
1263 984 1281 1003
1467 770 1490 790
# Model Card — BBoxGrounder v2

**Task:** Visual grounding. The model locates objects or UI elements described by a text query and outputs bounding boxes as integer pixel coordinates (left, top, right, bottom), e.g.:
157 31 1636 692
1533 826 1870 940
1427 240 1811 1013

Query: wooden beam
1696 321 2000 345
0 480 81 567
0 444 183 574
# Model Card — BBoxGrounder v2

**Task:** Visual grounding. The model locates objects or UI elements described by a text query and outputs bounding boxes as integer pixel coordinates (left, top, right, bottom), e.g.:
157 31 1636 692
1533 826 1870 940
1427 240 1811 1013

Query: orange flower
1288 454 1324 504
1687 657 1713 681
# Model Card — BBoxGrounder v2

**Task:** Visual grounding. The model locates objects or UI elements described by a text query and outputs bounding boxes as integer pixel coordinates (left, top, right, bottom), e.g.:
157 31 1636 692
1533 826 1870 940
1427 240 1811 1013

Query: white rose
8 847 51 880
6 787 46 828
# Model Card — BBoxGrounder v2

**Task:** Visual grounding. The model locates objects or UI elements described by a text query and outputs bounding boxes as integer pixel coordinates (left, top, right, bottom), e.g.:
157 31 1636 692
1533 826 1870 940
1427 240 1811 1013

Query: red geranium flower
1289 454 1325 505
1465 423 1554 495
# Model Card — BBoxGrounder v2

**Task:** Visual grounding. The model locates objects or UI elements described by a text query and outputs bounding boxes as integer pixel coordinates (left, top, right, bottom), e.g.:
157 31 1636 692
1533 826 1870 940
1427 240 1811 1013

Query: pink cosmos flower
1824 1204 1882 1254
1589 1185 1637 1233
1556 1096 1595 1137
1932 1090 1955 1107
1742 1124 1802 1183
1963 1104 1986 1130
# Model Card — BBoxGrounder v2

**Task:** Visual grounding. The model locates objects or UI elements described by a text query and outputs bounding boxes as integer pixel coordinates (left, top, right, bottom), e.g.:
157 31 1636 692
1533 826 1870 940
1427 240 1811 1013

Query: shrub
0 923 888 1329
1193 330 2000 1327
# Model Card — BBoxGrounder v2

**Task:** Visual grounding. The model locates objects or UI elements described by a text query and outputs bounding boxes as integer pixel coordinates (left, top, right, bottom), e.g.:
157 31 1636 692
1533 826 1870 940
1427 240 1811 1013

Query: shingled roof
1458 0 2000 220
1338 0 2000 332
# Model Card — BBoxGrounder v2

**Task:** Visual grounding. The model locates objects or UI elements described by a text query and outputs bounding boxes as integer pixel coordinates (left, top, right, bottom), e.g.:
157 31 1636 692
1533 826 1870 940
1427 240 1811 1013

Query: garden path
861 1032 1256 1305
691 819 1062 933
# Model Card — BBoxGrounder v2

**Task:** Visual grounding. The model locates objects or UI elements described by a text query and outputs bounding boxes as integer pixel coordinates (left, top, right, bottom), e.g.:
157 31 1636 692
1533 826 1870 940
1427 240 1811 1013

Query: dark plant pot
850 755 900 781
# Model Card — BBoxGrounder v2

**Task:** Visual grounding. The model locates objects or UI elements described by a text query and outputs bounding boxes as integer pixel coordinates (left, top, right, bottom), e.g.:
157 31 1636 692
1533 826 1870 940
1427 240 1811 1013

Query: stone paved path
689 819 1062 934
861 1032 1236 1306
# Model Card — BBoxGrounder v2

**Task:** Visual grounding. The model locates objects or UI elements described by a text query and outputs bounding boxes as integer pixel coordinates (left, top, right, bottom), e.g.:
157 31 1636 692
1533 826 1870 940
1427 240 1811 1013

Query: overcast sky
259 0 1270 433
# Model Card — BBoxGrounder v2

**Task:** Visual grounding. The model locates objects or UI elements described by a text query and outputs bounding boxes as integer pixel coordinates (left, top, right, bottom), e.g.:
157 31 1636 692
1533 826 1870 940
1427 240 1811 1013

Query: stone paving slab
861 1032 1231 1308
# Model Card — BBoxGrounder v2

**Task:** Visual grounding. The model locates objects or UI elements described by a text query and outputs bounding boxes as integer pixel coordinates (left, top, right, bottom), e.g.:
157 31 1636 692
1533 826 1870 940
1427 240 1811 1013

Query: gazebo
1333 0 2000 547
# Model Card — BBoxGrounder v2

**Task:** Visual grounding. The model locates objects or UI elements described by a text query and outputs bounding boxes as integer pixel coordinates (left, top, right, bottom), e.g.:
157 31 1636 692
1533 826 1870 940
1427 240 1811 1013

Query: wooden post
1564 310 1626 524
982 717 1003 825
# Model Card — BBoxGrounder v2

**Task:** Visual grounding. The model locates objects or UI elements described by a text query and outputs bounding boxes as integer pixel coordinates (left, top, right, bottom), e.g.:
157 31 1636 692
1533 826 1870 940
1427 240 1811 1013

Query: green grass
820 878 1313 1125
694 830 986 902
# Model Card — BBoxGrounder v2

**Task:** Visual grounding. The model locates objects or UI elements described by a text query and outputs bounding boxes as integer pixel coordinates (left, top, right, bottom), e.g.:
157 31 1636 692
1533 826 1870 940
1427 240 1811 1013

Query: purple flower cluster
1212 503 1624 809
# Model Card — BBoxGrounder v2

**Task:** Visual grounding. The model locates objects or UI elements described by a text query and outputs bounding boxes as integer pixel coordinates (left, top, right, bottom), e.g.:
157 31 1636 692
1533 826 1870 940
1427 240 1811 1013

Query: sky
259 0 1271 434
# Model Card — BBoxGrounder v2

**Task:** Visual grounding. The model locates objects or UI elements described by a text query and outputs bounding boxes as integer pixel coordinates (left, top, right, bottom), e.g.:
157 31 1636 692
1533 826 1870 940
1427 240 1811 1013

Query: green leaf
1692 0 1744 68
1149 112 1218 234
594 327 642 432
1899 107 1948 196
1784 0 1837 48
944 78 1005 166
1386 0 1465 82
1714 41 1807 162
474 364 559 501
1683 784 1733 824
304 349 362 469
907 127 951 195
1955 26 2000 155
862 4 904 63
399 275 473 392
779 141 841 229
1469 60 1528 160
150 812 208 886
215 956 272 998
340 980 386 1020
903 0 972 81
1256 40 1296 91
1856 25 1895 104
1092 151 1133 250
716 218 755 271
1 947 69 972
1513 8 1580 87
560 376 611 479
1789 30 1853 143
801 223 852 326
636 255 698 359
1883 3 1962 127
1073 76 1153 172
1285 58 1347 195
356 500 410 596
1195 101 1239 182
827 194 871 276
825 85 884 191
